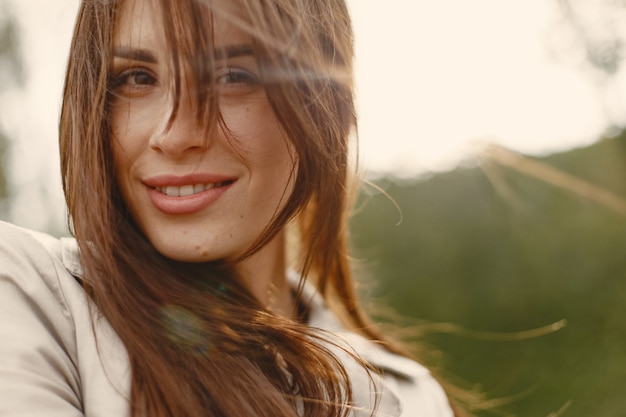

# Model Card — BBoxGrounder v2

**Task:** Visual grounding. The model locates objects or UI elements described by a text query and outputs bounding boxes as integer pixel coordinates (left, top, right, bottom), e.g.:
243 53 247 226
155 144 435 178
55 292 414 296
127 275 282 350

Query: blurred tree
553 0 626 125
350 133 626 417
0 3 25 218
556 0 625 76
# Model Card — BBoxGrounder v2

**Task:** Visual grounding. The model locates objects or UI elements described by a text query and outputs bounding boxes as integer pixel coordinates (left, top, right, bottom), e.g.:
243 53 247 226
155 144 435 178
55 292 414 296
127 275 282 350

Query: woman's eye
216 68 260 91
109 68 157 95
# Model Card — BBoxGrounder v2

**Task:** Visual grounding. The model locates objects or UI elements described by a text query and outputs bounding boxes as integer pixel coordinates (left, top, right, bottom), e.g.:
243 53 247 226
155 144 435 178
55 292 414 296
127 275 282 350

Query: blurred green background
350 134 626 416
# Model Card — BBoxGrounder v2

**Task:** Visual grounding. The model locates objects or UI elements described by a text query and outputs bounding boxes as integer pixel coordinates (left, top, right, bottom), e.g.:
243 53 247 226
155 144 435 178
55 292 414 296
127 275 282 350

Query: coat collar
289 269 429 381
60 237 83 279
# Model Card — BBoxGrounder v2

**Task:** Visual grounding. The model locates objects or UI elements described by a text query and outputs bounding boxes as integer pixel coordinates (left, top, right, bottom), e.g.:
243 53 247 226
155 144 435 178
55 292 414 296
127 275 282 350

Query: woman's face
110 0 296 262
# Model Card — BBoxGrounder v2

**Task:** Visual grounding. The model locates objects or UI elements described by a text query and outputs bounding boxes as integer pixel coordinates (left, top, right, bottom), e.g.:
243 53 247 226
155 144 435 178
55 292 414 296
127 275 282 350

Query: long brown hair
59 0 457 416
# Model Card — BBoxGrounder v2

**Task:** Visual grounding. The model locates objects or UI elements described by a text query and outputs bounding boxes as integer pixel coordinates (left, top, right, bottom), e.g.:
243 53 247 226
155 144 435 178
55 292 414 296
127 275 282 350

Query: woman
0 0 459 415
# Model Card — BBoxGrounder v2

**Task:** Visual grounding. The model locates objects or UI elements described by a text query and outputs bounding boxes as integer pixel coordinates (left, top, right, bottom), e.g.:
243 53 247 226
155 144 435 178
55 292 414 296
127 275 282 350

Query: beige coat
0 221 452 416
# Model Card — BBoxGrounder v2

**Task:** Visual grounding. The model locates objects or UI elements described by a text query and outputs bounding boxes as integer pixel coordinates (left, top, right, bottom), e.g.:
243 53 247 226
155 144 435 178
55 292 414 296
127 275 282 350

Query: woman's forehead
113 0 160 47
113 0 252 50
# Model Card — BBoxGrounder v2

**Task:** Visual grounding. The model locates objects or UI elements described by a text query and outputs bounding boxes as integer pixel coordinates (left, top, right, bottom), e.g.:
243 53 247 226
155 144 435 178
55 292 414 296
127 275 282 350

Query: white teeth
157 183 220 197
164 186 180 197
179 185 194 197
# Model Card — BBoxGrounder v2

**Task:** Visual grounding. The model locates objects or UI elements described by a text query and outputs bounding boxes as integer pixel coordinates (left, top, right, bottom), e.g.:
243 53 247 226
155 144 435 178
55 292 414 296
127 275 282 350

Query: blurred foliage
555 0 626 78
350 132 626 416
0 5 23 214
0 129 7 206
0 8 24 88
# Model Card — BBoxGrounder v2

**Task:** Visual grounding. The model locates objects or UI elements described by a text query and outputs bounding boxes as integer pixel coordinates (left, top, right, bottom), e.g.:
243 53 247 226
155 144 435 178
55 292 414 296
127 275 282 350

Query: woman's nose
149 98 210 158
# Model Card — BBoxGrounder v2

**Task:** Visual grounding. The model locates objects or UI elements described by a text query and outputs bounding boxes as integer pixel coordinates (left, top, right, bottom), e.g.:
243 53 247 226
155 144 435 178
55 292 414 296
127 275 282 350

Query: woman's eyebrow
112 44 253 63
112 46 158 64
214 44 254 60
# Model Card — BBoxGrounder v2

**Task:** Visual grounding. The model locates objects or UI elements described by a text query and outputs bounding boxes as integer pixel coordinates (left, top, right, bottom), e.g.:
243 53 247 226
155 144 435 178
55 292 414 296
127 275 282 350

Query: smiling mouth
155 181 234 197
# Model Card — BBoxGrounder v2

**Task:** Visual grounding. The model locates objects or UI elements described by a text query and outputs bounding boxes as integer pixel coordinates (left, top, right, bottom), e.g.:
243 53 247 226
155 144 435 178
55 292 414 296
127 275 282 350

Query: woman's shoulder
0 220 68 257
295 274 453 417
336 331 454 417
0 221 131 416
0 221 86 414
364 345 454 417
0 220 84 301
0 220 75 297
0 219 82 342
0 221 94 354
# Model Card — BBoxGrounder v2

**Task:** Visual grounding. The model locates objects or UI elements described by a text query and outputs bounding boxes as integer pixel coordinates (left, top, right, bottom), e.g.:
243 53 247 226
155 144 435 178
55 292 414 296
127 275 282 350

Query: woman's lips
143 175 235 215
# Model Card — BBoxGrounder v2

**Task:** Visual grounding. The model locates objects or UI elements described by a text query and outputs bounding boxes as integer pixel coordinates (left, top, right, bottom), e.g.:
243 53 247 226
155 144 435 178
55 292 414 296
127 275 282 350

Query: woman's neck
234 231 295 318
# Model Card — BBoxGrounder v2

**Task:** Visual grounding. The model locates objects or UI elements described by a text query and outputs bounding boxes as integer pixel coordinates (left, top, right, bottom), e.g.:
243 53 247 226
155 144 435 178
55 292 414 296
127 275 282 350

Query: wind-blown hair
59 0 453 416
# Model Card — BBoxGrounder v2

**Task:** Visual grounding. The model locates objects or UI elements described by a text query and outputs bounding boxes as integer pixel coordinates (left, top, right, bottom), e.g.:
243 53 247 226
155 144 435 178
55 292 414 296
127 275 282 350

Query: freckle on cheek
202 251 208 257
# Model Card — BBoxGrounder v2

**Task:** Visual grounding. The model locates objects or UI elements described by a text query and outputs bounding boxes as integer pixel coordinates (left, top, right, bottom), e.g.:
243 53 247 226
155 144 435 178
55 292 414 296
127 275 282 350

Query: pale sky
1 0 624 230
